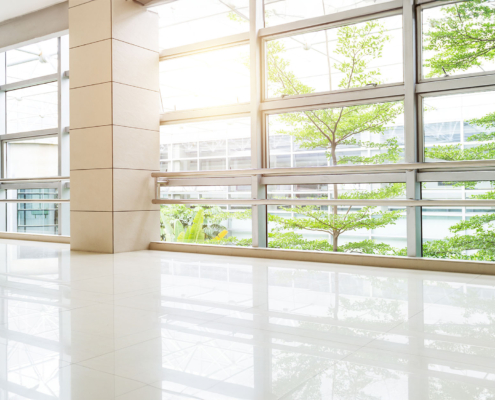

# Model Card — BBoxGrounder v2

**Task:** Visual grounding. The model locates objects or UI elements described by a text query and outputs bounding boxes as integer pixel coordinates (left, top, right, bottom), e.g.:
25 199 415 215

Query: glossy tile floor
0 239 494 399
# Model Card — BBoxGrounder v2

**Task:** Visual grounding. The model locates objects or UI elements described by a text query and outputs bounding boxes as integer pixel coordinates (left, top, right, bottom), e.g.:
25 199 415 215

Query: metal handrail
152 160 495 179
0 177 70 183
0 199 70 203
153 199 495 207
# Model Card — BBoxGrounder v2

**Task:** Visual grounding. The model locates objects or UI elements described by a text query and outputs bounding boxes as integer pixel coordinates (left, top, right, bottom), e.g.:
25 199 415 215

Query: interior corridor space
0 238 492 400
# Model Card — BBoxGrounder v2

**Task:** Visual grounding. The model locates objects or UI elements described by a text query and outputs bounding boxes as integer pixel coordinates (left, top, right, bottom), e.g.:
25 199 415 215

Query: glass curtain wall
155 0 495 263
0 36 70 235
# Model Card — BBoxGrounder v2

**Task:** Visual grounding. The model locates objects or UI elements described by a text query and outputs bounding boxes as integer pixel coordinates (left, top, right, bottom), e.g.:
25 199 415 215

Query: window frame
154 0 495 262
0 35 70 236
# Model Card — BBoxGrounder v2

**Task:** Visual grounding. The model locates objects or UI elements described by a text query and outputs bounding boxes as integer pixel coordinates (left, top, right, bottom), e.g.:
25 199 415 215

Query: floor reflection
0 240 493 399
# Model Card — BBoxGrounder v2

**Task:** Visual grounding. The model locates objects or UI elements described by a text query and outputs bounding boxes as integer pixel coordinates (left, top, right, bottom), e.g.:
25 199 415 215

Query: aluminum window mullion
161 104 251 124
250 0 267 248
0 128 59 141
418 171 495 182
259 0 403 38
0 73 58 92
261 86 406 113
403 0 422 258
416 76 495 94
0 53 6 232
58 35 70 236
160 33 251 60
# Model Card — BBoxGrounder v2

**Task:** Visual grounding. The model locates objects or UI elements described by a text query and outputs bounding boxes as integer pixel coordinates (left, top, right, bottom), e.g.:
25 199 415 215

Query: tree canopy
423 0 495 77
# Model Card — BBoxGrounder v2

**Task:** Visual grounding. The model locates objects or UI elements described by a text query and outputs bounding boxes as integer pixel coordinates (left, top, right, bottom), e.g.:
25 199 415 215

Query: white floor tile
0 240 492 399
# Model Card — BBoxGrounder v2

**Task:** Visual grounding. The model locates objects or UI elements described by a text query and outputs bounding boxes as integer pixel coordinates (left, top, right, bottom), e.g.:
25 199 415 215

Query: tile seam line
71 168 160 171
71 210 160 212
71 125 159 132
69 38 159 54
68 0 95 10
71 81 159 93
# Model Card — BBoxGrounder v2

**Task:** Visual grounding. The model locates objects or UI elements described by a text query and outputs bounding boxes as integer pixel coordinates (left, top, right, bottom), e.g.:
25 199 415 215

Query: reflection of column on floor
59 250 71 399
0 239 6 396
253 264 270 398
0 53 6 230
408 277 427 399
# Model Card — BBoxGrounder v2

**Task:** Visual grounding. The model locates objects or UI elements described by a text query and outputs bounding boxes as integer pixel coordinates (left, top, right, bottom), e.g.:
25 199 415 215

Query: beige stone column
68 0 160 253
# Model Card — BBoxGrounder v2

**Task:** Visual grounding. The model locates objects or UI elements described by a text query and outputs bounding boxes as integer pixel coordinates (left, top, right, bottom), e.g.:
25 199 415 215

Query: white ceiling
0 0 67 24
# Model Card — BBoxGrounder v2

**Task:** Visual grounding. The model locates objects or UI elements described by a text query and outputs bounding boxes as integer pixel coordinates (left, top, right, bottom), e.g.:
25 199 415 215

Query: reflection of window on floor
16 189 58 235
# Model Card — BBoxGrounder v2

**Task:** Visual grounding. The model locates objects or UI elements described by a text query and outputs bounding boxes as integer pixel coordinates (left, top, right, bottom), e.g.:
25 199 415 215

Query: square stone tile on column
71 170 114 212
70 39 112 89
69 0 112 48
111 0 159 52
114 211 160 253
113 126 159 170
113 169 159 212
71 83 113 129
71 212 114 253
71 126 113 170
112 40 159 91
113 83 160 131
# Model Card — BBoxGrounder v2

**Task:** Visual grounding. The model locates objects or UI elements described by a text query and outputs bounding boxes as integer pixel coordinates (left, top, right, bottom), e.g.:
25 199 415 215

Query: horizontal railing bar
0 200 70 203
161 177 252 186
416 74 495 94
160 173 406 187
160 33 251 60
161 103 251 124
0 128 59 141
259 0 403 38
152 160 495 178
0 74 58 92
261 85 405 112
0 183 61 190
153 199 495 207
262 173 406 185
0 176 70 183
418 171 495 182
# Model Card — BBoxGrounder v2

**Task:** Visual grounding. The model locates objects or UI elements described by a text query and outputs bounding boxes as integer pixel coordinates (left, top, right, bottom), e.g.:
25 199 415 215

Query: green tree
423 0 495 78
266 20 405 253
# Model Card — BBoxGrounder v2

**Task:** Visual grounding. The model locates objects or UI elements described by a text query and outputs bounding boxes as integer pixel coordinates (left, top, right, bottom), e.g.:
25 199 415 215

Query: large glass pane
160 45 250 112
267 183 406 256
160 185 251 200
264 0 394 27
423 90 495 162
6 83 58 134
422 180 495 201
160 117 251 172
8 189 59 235
6 137 58 179
265 15 403 98
422 180 494 262
268 100 404 168
154 0 249 50
6 38 58 83
422 0 495 79
422 207 495 262
267 200 407 254
160 204 252 246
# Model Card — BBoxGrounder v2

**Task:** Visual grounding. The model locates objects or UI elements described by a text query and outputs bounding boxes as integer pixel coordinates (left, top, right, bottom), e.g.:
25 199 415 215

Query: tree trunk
331 144 339 252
